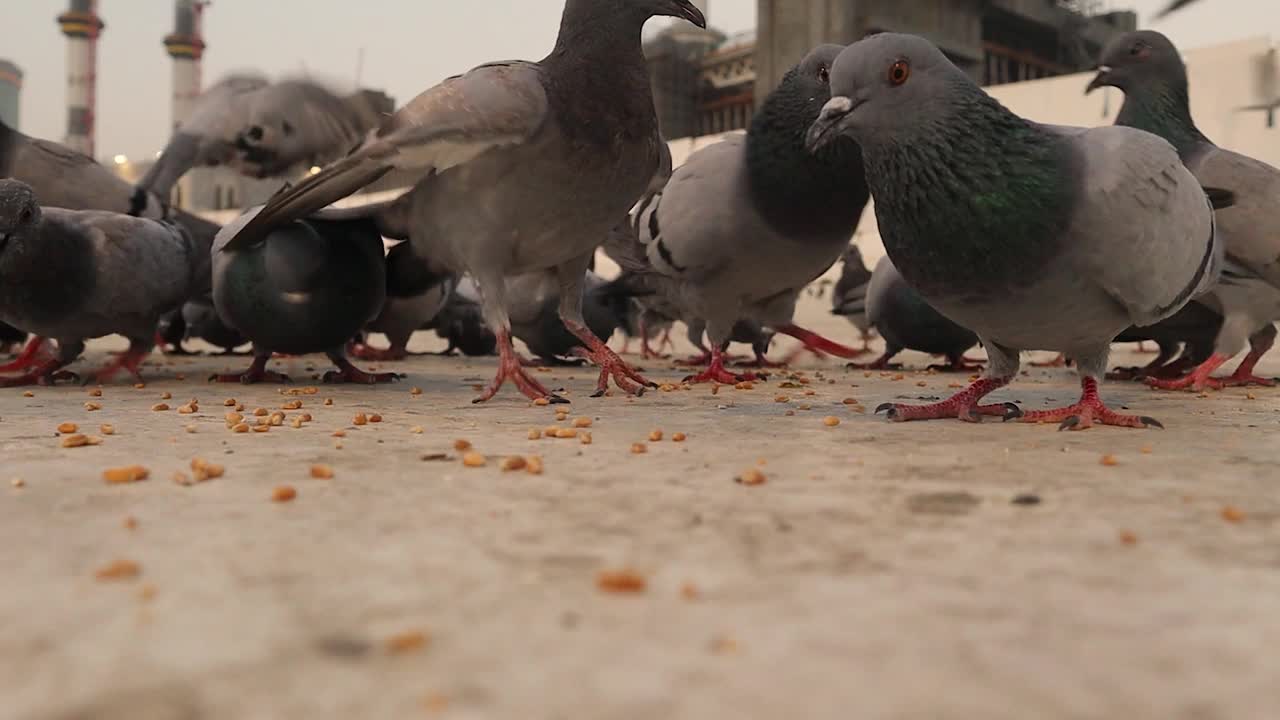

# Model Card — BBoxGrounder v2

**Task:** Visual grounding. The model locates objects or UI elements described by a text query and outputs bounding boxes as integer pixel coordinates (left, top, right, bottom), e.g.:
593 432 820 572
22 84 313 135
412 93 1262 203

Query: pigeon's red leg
347 341 409 362
1219 332 1277 388
209 354 291 384
683 347 758 385
473 329 566 403
1107 342 1179 381
1031 353 1069 368
1146 353 1230 392
0 336 51 373
659 329 675 354
0 356 79 387
86 344 152 385
875 376 1017 422
563 319 656 397
639 329 669 360
323 352 404 384
775 324 864 359
1019 377 1162 430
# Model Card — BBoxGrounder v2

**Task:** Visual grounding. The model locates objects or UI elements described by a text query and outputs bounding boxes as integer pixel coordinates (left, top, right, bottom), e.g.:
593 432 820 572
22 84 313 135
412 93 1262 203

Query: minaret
164 0 208 208
164 0 208 130
56 0 104 157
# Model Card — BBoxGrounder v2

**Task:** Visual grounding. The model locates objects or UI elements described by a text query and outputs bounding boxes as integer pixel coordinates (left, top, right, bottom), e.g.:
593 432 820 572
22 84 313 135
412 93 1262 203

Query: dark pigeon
0 320 24 354
807 33 1224 430
1088 30 1280 392
155 306 196 355
351 241 454 361
209 206 398 384
0 180 205 386
830 244 875 353
425 288 497 357
181 296 249 354
218 0 707 403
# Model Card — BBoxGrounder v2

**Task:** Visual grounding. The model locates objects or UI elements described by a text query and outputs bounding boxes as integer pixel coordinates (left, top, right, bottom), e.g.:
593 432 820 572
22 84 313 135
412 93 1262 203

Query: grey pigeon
181 296 249 354
619 44 871 385
680 317 776 367
137 75 383 207
857 256 981 372
830 244 875 352
210 205 398 384
0 320 24 354
613 291 675 359
1089 30 1280 391
807 33 1226 430
351 241 454 361
0 180 204 386
426 282 497 357
219 0 706 404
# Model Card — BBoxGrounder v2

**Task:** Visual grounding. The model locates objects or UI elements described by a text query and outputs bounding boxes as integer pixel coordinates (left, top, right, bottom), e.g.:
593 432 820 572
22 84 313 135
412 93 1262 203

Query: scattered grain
57 422 78 434
672 432 687 442
95 559 141 581
271 485 297 502
501 456 527 472
385 630 430 655
525 456 545 475
572 417 593 428
232 423 250 433
462 452 487 468
736 469 766 486
84 401 103 411
102 466 149 484
310 464 334 480
1100 454 1119 467
151 403 170 412
353 413 368 426
1221 506 1246 523
597 569 646 594
630 443 647 454
822 416 840 427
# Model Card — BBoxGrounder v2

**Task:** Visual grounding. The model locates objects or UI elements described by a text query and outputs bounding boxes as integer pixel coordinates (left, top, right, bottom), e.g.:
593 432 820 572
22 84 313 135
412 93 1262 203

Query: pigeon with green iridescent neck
806 33 1227 430
1088 29 1280 392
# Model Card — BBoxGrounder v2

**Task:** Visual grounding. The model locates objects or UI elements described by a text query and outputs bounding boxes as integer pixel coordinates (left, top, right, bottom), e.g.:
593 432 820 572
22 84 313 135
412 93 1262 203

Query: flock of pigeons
0 0 1276 432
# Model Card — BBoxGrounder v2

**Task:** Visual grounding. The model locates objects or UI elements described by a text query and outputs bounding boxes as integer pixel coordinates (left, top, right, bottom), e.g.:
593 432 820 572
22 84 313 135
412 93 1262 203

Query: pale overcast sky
5 0 1278 161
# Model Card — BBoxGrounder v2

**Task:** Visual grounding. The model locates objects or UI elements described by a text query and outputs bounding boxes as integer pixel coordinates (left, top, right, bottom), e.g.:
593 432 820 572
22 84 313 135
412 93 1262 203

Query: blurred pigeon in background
350 241 454 361
857 256 981 372
830 244 875 353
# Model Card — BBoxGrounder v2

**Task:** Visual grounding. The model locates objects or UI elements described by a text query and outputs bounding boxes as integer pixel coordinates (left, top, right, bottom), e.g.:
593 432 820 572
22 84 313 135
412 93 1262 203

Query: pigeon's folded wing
643 135 745 282
223 61 549 252
1186 146 1280 289
1057 125 1220 328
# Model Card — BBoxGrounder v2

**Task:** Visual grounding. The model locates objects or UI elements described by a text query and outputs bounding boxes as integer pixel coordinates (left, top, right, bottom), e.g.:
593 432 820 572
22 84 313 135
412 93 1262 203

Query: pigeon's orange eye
888 60 911 86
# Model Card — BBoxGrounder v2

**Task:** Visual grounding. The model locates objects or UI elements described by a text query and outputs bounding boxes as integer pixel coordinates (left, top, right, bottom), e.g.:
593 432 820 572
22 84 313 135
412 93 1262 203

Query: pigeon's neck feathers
861 86 1076 298
744 72 868 241
1114 76 1211 158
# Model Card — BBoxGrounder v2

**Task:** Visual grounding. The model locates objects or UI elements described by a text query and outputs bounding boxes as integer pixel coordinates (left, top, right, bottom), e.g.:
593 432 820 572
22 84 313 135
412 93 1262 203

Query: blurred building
646 0 1137 141
0 60 21 128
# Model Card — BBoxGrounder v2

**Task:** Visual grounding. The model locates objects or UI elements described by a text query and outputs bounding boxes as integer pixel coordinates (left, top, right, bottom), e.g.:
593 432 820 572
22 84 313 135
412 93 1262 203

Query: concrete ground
2 295 1279 720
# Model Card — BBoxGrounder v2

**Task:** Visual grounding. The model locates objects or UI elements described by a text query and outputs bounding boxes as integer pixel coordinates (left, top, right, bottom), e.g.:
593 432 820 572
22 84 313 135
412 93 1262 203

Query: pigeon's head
0 179 41 257
758 44 845 131
805 33 969 152
570 0 706 28
1087 30 1185 95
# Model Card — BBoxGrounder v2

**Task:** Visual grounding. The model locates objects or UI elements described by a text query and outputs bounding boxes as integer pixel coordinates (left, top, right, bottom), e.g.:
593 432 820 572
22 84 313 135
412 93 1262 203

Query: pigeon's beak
805 96 858 154
1085 65 1113 95
667 0 707 28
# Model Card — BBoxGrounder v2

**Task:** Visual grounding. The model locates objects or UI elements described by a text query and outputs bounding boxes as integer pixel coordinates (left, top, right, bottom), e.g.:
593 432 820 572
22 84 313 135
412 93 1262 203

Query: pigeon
1109 301 1222 381
1 120 222 371
155 306 196 355
217 0 705 403
613 291 675 359
181 296 249 354
616 44 871 385
350 241 454 361
0 320 24 354
1154 0 1200 19
1088 30 1280 391
0 180 205 386
830 244 875 352
136 75 383 210
426 284 497 357
857 255 981 371
806 33 1227 429
680 317 776 367
489 269 624 365
209 205 399 384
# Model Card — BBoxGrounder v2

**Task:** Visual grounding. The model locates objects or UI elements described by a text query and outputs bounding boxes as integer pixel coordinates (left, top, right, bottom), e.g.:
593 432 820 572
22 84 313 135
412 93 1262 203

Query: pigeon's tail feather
602 220 653 274
222 154 393 252
1202 186 1236 211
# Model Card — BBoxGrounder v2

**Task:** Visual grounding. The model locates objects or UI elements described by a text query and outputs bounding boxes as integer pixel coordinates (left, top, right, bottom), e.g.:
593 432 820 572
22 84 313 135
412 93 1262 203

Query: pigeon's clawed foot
0 356 78 387
209 355 291 384
0 337 52 373
639 336 670 360
1031 353 1070 368
323 354 404 384
347 342 409 362
563 320 656 397
845 352 900 371
674 352 715 367
683 348 758 385
474 329 566 404
1019 377 1162 431
875 376 1016 423
1146 353 1228 392
85 346 151 385
927 354 985 373
775 324 864 360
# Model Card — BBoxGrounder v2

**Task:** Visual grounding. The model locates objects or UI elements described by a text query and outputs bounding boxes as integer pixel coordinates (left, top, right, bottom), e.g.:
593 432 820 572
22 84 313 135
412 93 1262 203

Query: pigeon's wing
643 136 746 282
1186 145 1280 289
602 218 652 274
863 255 899 327
222 61 549 252
139 74 270 197
231 80 382 177
1056 124 1219 328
